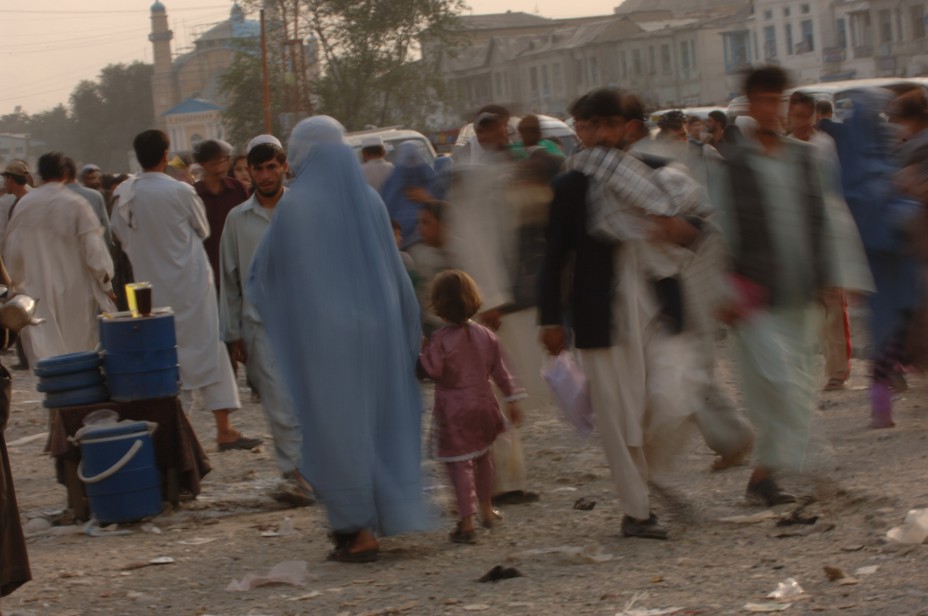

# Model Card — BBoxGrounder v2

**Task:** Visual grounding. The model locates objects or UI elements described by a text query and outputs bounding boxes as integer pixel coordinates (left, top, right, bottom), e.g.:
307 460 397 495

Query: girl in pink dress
419 270 525 544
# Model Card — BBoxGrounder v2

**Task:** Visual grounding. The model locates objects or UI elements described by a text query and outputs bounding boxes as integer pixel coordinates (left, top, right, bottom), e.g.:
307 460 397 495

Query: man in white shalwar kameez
2 152 115 365
446 111 546 504
112 130 260 451
558 91 705 540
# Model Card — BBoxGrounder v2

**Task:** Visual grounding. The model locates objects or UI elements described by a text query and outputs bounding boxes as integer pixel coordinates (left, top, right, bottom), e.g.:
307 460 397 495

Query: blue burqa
828 88 922 350
246 116 430 536
380 142 436 248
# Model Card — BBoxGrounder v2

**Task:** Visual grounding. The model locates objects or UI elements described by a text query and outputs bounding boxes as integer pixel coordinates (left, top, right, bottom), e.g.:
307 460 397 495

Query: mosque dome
151 1 166 13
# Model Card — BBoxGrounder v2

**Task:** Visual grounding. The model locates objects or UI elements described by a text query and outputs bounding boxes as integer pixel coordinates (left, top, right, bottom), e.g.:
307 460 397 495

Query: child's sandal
449 522 477 544
481 509 503 529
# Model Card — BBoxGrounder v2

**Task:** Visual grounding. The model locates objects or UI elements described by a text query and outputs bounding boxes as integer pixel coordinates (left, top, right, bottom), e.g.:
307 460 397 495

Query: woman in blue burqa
823 87 922 428
380 141 436 248
246 116 431 562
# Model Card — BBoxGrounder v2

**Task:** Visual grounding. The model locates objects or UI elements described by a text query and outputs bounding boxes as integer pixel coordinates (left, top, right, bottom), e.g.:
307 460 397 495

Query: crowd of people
1 64 927 597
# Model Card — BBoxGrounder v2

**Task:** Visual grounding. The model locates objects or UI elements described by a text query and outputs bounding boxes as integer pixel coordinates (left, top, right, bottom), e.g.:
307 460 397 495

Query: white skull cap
246 134 283 154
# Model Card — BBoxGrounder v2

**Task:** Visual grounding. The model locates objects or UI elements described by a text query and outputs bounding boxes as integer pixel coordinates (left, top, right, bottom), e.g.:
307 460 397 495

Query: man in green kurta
709 66 873 507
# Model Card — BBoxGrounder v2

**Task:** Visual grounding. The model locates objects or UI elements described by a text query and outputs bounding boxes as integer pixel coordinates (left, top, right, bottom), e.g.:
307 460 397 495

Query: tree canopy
235 0 467 132
1 62 153 172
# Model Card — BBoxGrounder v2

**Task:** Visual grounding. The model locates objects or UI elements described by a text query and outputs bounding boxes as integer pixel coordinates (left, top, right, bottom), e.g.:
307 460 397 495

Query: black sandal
328 531 357 549
327 545 379 563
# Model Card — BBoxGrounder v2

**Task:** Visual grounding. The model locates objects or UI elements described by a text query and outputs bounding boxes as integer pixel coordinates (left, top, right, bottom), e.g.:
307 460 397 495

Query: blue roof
162 98 222 116
151 1 166 13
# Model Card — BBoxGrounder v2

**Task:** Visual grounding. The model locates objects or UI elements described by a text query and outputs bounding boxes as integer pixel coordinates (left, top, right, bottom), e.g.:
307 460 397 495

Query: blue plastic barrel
99 311 179 401
76 420 162 523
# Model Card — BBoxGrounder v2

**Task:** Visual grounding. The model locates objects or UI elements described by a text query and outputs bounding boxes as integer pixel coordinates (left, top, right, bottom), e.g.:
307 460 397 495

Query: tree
239 0 466 132
27 105 77 155
69 62 154 170
218 39 287 148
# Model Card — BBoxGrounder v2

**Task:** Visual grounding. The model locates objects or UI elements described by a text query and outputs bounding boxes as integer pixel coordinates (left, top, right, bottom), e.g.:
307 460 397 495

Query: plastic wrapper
541 352 594 435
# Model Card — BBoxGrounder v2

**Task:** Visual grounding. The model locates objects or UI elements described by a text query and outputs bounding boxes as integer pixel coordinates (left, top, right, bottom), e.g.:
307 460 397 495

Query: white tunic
2 182 115 364
111 172 224 390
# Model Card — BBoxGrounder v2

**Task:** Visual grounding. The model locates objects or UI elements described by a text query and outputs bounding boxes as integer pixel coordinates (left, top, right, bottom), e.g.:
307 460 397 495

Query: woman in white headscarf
247 116 431 562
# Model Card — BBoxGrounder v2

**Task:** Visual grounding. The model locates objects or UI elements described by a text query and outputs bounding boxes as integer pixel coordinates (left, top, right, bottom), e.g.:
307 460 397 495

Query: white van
345 127 437 165
727 77 928 122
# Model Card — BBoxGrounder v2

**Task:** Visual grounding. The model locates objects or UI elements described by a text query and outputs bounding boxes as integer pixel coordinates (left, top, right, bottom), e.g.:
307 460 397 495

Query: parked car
345 127 437 165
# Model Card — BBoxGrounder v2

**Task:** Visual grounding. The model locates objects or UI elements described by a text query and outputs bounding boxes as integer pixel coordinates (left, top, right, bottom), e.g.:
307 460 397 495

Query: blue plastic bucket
76 420 162 524
99 311 179 401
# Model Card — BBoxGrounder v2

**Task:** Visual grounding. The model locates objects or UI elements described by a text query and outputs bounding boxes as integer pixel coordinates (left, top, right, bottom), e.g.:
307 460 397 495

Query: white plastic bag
541 352 594 436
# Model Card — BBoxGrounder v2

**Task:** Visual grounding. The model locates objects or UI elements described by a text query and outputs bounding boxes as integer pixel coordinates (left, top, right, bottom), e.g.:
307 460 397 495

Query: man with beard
219 136 313 505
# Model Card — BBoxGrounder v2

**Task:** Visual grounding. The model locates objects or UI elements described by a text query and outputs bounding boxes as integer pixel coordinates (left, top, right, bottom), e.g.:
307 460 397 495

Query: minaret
149 1 177 125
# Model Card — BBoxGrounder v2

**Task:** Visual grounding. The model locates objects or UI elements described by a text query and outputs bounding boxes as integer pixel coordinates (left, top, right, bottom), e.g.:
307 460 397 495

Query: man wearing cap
113 130 260 451
445 107 543 505
194 140 249 297
360 136 394 193
3 152 116 365
79 164 103 191
0 161 32 246
219 135 313 506
63 157 111 246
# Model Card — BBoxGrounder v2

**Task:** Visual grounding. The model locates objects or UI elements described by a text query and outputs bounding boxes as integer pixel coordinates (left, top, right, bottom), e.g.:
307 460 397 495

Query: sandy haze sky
0 0 620 116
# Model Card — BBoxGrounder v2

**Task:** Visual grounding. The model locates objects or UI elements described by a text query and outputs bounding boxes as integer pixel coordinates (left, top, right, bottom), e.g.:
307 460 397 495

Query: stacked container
98 309 180 401
35 352 109 408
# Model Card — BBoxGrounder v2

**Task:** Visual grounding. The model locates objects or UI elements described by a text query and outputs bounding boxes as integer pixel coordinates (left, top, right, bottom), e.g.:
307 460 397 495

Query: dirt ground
2 330 927 616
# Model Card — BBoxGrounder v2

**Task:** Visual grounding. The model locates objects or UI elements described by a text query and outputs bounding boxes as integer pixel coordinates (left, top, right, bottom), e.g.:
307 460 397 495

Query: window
691 40 697 66
764 9 772 20
552 62 563 92
649 46 656 74
785 23 794 54
494 73 502 97
723 31 749 73
577 59 585 84
801 4 809 14
879 9 892 43
661 44 672 74
764 25 777 58
913 6 926 39
530 66 539 97
680 40 690 70
784 6 790 17
632 49 643 76
620 50 627 77
836 18 847 48
801 19 815 51
541 65 550 98
589 56 599 83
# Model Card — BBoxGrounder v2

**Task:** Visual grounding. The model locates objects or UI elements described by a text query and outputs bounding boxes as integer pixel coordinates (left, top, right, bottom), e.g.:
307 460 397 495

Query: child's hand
506 402 523 428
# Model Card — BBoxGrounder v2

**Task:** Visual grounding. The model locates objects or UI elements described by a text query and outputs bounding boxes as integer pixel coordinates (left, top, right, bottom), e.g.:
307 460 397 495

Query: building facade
437 1 928 125
736 0 928 84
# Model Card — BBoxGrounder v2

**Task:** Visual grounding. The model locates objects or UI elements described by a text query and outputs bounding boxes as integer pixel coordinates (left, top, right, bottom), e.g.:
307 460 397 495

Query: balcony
823 47 847 63
724 61 752 75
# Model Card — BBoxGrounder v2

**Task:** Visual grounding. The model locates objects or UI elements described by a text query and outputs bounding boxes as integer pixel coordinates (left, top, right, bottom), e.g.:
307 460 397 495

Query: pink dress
419 322 525 461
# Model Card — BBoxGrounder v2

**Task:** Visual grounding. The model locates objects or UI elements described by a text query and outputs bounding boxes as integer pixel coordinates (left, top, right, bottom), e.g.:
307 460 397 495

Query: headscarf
246 116 430 536
380 141 436 248
432 155 454 201
832 87 920 255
